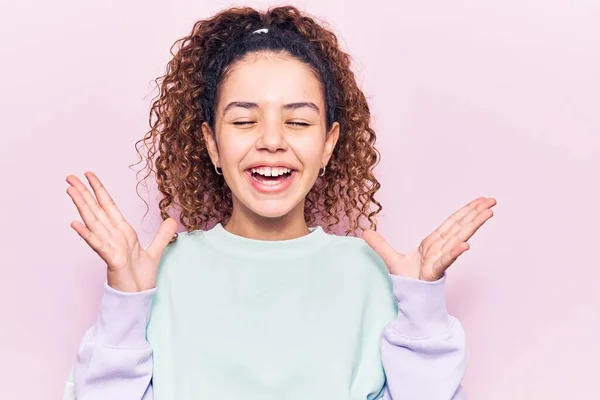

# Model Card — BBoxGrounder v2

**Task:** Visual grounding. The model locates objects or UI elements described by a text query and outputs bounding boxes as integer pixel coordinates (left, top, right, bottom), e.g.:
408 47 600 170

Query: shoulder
326 234 386 267
163 228 217 254
324 234 397 318
324 234 392 288
154 229 211 280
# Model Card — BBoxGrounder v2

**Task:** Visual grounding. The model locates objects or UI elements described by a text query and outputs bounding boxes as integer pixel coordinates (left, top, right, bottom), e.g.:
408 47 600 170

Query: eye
287 121 311 127
233 121 256 126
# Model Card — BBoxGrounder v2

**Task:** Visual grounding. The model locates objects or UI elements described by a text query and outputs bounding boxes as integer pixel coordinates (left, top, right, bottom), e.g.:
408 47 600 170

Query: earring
319 166 326 177
214 165 223 175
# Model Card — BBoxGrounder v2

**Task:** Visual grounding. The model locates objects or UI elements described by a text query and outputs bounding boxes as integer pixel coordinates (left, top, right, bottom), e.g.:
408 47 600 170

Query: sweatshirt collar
200 223 332 259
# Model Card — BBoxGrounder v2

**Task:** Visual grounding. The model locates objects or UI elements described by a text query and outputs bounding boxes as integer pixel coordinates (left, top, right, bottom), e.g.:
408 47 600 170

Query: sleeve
380 273 467 400
62 283 156 400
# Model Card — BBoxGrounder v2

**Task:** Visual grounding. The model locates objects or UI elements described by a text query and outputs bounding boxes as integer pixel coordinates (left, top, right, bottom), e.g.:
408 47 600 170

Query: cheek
290 134 326 168
218 133 253 165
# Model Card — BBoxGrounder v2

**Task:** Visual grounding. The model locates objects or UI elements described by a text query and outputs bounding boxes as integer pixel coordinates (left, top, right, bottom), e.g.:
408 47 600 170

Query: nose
255 120 288 152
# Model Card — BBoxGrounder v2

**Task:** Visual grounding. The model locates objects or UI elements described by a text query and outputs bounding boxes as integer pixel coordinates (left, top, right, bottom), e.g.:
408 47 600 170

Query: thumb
146 217 178 260
362 229 399 271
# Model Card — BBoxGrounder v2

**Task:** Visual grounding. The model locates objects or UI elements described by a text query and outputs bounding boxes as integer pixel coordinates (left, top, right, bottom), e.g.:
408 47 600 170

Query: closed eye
232 121 311 127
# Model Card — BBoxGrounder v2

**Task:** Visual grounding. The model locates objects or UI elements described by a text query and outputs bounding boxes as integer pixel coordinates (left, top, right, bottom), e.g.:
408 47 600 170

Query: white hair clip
252 28 269 34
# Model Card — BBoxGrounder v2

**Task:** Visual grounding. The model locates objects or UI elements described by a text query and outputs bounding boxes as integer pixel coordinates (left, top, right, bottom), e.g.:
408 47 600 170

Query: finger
66 184 111 240
443 202 486 241
85 171 137 246
70 220 114 260
146 218 178 261
437 198 495 252
432 242 469 278
66 175 114 235
420 197 488 254
362 229 400 270
435 197 489 239
441 206 494 254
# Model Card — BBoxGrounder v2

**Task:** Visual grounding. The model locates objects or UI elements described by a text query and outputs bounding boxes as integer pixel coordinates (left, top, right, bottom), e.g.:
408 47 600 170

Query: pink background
1 0 599 398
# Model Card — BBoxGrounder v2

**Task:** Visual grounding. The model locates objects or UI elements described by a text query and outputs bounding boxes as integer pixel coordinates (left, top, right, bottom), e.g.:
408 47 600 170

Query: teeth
252 176 280 186
250 167 291 176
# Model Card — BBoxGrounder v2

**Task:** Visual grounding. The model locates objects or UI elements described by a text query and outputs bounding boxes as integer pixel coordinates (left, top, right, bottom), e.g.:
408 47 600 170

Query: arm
380 273 467 399
62 283 156 400
63 172 178 399
363 197 496 399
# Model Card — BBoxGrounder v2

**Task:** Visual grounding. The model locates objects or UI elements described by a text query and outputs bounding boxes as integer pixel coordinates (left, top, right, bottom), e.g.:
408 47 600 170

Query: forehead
218 52 324 108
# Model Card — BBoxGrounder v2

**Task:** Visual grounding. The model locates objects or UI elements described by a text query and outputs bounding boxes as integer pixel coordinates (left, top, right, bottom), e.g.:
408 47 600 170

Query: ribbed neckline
200 223 332 259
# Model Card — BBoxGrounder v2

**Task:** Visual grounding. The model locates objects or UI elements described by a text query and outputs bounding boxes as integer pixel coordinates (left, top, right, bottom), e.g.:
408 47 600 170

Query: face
202 52 339 221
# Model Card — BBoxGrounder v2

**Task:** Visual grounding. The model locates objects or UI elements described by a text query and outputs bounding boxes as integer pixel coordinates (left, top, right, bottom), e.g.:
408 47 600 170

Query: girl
63 5 496 400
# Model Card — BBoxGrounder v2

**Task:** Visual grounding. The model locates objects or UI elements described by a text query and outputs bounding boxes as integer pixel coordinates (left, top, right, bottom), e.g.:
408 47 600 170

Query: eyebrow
222 101 320 116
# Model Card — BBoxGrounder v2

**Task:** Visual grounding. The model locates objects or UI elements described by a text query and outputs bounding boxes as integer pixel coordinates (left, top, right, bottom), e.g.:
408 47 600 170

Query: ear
201 122 220 166
321 121 340 166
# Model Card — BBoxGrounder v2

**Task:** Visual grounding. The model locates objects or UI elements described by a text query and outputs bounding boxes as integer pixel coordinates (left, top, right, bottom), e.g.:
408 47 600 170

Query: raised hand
363 197 497 281
66 171 178 292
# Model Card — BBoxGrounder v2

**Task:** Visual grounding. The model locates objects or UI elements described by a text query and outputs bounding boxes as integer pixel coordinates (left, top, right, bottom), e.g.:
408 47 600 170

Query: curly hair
133 5 382 241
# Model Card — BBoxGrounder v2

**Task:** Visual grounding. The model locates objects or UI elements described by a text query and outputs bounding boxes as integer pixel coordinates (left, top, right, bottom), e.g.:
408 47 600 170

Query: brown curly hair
132 5 382 240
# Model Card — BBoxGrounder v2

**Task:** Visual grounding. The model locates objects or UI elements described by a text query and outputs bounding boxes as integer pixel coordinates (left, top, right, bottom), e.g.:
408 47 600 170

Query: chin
245 198 301 220
228 169 312 221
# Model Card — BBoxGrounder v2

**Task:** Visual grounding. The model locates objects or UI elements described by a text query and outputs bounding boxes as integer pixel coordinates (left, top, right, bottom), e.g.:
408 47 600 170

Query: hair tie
252 28 268 34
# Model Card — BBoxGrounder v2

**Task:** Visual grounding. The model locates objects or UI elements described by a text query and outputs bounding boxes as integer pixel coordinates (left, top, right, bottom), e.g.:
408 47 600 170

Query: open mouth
246 166 296 192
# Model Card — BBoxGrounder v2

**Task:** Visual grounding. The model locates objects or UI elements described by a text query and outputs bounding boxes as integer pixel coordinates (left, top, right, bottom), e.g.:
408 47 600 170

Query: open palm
66 171 178 292
364 197 497 281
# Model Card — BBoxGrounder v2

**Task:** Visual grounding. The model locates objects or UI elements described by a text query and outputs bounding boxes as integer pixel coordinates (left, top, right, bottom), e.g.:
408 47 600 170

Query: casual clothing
63 223 466 399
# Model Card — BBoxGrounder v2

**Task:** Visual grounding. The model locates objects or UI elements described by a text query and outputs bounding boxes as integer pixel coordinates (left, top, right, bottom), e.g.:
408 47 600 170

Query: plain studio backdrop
1 0 598 398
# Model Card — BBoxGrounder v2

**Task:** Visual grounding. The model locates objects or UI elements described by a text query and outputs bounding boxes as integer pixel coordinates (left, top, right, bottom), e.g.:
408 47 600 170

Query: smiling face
202 52 339 224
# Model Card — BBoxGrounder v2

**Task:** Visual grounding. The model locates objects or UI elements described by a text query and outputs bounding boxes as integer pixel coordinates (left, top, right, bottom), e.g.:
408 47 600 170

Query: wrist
107 270 155 293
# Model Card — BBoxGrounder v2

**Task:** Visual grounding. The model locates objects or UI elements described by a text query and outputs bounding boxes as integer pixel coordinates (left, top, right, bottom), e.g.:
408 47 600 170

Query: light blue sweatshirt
63 223 467 399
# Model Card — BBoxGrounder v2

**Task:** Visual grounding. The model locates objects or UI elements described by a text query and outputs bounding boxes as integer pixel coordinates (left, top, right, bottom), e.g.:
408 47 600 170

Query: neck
224 198 310 241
